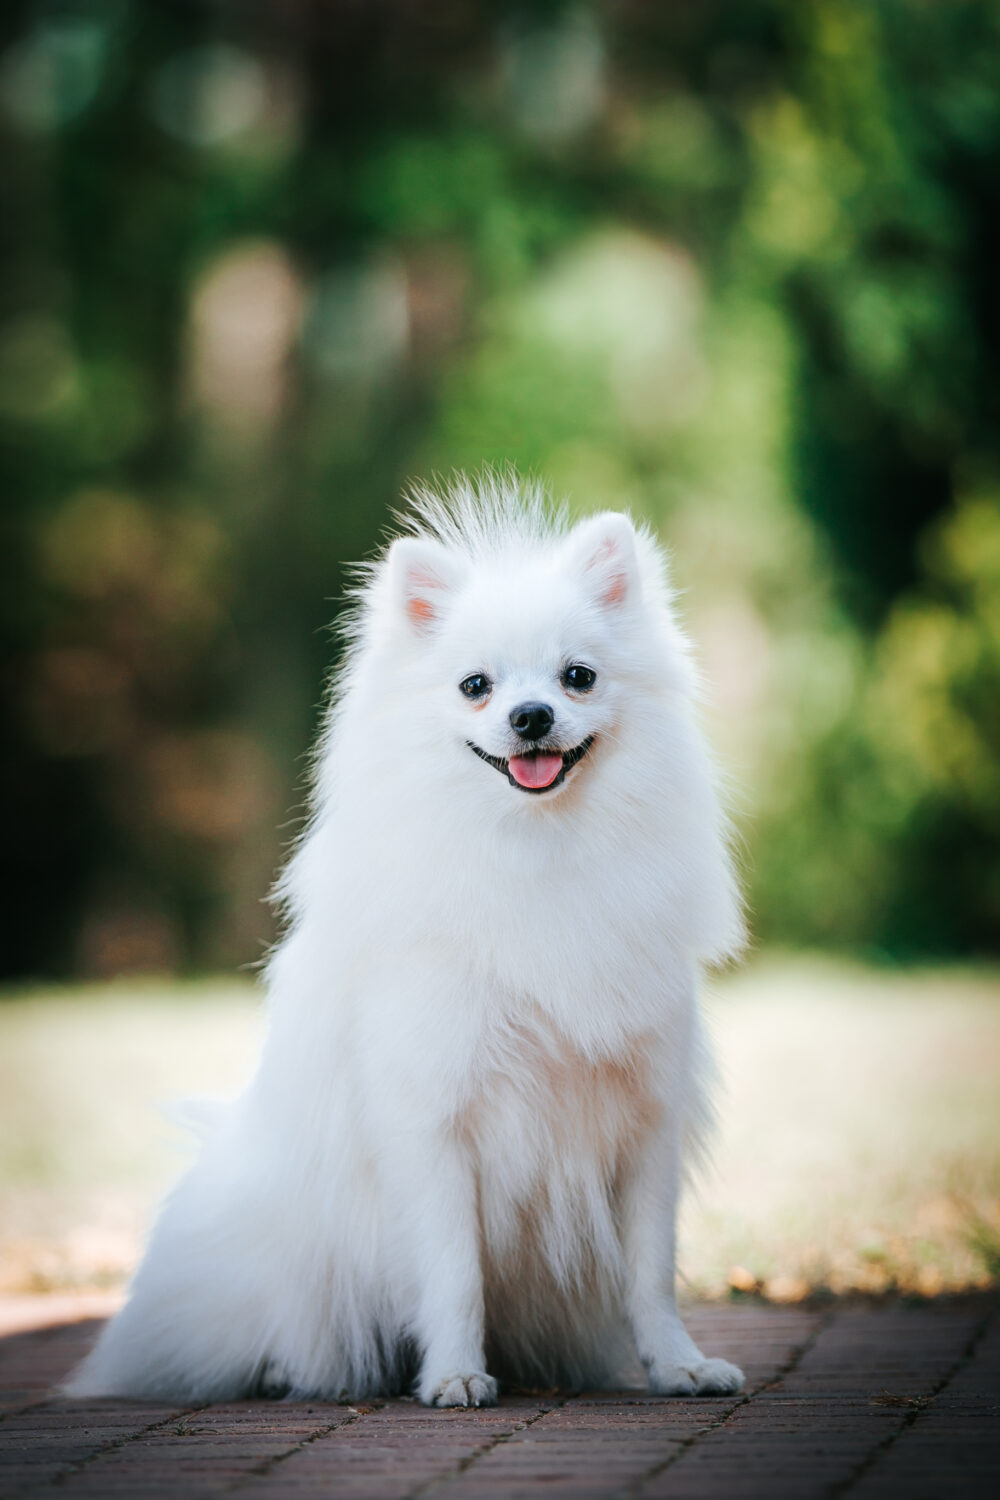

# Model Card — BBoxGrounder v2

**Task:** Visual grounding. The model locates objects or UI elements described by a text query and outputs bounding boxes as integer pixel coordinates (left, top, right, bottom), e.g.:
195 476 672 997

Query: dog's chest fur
457 1010 659 1270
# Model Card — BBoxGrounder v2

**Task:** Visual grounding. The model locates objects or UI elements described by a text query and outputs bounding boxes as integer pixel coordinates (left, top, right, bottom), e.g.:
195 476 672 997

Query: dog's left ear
563 512 639 611
387 535 466 634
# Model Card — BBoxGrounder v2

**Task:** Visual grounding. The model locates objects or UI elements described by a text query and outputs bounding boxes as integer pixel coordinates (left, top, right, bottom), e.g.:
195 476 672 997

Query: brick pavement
0 1297 996 1498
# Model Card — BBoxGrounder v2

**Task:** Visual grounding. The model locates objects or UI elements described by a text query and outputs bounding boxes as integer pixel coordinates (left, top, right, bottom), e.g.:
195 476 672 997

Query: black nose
510 701 555 740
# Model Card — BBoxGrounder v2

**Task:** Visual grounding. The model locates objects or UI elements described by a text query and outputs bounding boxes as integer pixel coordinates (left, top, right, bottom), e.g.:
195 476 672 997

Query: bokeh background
1 0 999 1303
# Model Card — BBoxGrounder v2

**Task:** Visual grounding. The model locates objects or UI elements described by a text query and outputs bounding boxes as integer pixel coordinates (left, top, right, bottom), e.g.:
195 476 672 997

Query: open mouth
467 736 595 794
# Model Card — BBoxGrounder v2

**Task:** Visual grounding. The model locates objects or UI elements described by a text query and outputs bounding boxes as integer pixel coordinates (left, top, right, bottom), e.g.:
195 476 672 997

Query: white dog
68 475 745 1407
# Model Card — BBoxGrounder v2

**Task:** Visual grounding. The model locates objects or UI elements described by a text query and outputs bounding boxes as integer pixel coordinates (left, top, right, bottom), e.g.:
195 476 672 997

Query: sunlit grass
0 979 261 1293
1 957 998 1299
687 955 1000 1300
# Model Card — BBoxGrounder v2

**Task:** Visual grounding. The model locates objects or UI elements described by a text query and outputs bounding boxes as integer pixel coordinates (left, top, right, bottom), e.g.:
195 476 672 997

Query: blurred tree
1 0 999 977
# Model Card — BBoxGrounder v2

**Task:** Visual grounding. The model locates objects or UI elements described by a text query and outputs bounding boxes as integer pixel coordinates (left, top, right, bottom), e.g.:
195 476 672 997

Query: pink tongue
508 752 564 789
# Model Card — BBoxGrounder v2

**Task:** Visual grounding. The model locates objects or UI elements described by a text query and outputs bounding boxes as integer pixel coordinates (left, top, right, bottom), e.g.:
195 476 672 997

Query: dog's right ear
387 536 466 634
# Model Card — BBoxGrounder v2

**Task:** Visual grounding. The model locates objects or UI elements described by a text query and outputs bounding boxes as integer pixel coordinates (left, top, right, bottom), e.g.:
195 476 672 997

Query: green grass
1 957 998 1299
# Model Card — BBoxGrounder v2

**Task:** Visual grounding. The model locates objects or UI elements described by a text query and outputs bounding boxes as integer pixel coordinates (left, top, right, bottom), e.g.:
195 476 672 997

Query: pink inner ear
602 568 628 607
406 595 436 626
404 567 443 628
591 538 629 607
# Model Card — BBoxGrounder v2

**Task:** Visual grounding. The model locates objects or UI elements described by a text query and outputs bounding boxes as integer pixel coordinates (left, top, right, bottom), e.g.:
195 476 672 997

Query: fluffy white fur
68 475 745 1407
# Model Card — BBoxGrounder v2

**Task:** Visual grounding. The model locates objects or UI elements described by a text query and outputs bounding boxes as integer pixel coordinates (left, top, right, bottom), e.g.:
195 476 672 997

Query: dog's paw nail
649 1357 744 1396
428 1372 498 1408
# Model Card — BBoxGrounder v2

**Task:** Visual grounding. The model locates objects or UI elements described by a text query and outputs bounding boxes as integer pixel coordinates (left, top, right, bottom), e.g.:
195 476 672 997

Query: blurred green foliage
1 0 999 978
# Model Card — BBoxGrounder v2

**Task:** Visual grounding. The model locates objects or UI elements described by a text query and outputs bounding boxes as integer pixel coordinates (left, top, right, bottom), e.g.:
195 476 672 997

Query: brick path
0 1297 997 1498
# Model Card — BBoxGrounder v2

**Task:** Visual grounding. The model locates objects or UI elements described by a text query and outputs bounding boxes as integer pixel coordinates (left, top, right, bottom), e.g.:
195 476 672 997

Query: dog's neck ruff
467 736 595 794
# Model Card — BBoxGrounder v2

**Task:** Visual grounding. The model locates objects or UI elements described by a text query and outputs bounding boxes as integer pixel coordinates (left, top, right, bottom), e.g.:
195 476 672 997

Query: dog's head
381 508 687 804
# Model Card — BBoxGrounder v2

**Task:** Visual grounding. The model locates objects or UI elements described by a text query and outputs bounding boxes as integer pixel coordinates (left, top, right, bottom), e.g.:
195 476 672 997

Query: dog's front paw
648 1356 744 1397
423 1371 498 1408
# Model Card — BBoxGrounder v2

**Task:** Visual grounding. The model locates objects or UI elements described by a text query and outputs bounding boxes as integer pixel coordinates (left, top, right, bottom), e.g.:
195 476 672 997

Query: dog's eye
563 664 596 692
460 674 492 700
